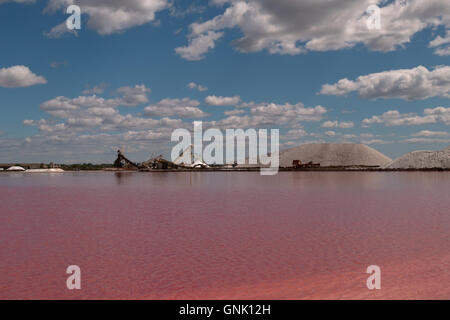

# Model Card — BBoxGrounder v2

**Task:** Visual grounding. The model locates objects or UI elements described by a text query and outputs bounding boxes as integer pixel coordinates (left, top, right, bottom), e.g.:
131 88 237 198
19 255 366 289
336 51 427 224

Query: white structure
189 160 210 169
26 168 65 173
6 166 25 171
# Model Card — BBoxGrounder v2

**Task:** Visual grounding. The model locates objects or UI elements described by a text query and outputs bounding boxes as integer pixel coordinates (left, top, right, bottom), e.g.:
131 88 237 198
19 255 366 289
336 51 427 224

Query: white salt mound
25 168 65 173
278 143 392 167
385 146 450 169
6 166 25 171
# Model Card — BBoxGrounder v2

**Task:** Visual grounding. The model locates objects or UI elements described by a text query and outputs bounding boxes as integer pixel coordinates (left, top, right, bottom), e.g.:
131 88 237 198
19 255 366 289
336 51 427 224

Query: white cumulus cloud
321 65 450 100
205 95 241 106
45 0 169 35
362 107 450 127
176 0 450 60
176 31 223 61
0 65 47 88
143 98 208 118
429 30 450 56
412 130 449 137
187 82 208 92
321 121 354 129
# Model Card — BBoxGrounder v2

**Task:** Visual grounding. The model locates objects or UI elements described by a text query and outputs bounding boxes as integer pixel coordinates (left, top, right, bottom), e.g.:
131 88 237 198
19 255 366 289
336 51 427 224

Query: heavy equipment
292 160 320 169
113 150 140 169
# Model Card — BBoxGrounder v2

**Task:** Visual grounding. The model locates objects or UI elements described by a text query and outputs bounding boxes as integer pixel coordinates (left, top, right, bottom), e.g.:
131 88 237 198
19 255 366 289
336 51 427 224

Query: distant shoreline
3 168 449 173
129 167 450 172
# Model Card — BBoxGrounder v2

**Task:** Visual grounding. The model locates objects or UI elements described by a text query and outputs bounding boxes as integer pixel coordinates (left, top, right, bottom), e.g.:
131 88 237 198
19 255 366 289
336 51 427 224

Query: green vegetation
59 163 113 171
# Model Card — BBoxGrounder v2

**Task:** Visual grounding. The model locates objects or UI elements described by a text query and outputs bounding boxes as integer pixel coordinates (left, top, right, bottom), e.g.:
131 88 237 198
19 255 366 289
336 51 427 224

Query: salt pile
385 146 450 169
6 166 25 171
25 168 65 173
279 143 392 167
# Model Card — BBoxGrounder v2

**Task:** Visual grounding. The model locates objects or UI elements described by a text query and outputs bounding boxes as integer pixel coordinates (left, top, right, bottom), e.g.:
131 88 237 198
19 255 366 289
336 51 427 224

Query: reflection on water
0 172 449 299
114 172 134 184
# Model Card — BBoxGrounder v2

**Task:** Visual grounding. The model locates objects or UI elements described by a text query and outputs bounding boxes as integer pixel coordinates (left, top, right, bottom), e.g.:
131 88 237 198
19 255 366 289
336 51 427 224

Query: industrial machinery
292 160 320 169
173 144 209 168
113 148 210 171
113 150 140 169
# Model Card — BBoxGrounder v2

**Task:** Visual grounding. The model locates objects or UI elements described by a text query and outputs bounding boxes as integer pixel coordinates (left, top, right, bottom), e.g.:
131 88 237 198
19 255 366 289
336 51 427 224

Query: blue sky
0 0 449 163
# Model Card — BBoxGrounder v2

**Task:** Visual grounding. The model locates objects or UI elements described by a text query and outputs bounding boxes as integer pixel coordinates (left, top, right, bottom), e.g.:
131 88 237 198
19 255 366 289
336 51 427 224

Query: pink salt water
0 172 449 299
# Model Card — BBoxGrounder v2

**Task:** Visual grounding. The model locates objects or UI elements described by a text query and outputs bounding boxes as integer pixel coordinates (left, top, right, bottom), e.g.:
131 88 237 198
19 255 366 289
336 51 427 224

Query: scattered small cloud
83 83 108 95
362 107 450 127
412 130 449 137
0 65 47 88
224 109 245 116
176 31 224 61
0 0 35 4
403 137 450 144
321 66 450 100
205 95 241 106
143 98 207 118
429 30 450 56
434 46 450 56
321 120 354 129
169 2 206 18
116 85 151 106
361 139 392 145
49 61 68 69
187 82 208 92
44 22 78 39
